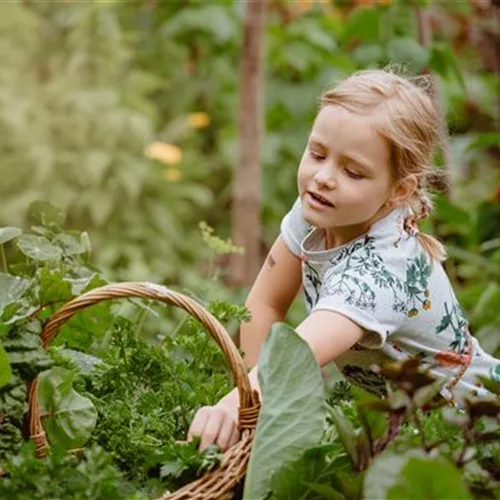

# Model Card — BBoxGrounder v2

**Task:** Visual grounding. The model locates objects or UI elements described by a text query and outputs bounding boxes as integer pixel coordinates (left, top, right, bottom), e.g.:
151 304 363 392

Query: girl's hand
187 405 240 452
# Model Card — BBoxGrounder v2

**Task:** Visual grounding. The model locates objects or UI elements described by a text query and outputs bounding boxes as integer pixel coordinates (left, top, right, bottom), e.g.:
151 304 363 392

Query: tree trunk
229 0 267 287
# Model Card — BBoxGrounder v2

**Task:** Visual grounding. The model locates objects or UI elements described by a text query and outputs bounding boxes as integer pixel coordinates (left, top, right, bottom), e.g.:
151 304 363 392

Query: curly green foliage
0 442 144 500
78 310 234 490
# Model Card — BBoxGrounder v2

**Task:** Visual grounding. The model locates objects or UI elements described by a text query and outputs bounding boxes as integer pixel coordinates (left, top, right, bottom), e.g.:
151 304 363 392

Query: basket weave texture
26 282 261 500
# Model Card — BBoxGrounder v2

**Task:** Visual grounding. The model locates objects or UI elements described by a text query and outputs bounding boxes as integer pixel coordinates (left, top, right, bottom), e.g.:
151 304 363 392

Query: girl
188 69 500 452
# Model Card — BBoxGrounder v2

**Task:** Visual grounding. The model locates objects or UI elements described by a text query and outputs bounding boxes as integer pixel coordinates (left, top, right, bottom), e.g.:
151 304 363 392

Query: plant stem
0 245 7 273
412 410 429 451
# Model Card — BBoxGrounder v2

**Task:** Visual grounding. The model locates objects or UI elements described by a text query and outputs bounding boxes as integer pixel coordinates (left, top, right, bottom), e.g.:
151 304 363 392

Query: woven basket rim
24 281 260 499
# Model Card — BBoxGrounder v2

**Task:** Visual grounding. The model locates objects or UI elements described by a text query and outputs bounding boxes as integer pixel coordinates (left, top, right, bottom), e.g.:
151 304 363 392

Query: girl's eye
345 169 364 180
309 150 325 161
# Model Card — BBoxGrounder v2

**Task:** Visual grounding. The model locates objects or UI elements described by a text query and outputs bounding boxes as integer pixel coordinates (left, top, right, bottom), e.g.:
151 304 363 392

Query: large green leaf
386 38 429 73
27 200 65 227
0 273 31 316
16 235 63 262
343 6 381 43
0 340 12 388
243 323 325 500
387 456 473 499
0 226 22 245
38 367 97 450
271 445 349 500
429 43 465 90
364 449 427 499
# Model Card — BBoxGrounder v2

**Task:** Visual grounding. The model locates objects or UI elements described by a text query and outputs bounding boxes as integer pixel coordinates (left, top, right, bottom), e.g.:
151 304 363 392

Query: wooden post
229 0 267 287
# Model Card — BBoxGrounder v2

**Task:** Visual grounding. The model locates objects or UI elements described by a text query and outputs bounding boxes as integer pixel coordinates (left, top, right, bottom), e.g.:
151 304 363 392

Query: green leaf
343 6 381 43
0 227 22 245
303 482 345 499
466 132 500 151
16 235 63 262
60 349 105 375
364 449 427 499
243 323 325 500
36 268 73 305
429 43 465 90
38 367 97 450
53 233 88 256
27 201 64 227
477 375 500 395
352 43 385 67
163 5 237 45
353 386 388 442
0 340 12 388
329 406 359 465
271 445 347 499
0 273 31 317
386 38 429 73
387 456 473 499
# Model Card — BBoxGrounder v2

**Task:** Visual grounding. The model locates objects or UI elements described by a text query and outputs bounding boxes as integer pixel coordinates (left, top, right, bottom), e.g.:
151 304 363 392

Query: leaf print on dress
435 301 469 353
303 260 322 310
490 364 500 383
405 252 432 317
322 235 405 312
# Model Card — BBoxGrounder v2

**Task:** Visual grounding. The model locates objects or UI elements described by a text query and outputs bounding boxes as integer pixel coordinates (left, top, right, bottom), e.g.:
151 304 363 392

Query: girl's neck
324 204 396 250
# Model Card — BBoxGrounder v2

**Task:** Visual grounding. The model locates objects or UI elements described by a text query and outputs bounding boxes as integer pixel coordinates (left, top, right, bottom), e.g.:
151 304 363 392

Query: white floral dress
281 198 500 401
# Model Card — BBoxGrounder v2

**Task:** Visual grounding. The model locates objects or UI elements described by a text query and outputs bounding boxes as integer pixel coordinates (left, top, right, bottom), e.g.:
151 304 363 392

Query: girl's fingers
227 424 240 450
187 406 211 442
199 409 224 451
215 413 238 451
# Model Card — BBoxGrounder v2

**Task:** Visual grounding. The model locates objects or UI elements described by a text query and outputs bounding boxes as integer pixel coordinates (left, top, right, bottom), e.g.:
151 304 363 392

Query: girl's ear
388 175 418 207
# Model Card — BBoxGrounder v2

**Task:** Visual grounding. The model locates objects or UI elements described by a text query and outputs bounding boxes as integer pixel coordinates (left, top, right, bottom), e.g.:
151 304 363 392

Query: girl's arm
189 308 364 450
239 235 303 368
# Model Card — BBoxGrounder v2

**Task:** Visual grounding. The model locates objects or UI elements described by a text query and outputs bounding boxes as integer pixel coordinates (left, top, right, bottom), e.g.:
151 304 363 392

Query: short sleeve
311 252 406 349
280 197 312 257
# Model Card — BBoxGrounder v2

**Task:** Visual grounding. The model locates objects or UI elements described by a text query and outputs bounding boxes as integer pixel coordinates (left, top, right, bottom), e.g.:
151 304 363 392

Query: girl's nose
313 167 337 190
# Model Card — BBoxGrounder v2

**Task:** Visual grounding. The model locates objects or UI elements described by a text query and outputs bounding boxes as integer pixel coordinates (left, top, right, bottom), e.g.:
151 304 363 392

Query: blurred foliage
0 0 499 338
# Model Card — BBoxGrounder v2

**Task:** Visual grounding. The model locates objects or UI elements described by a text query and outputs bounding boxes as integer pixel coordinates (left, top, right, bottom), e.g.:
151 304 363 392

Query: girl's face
297 105 396 247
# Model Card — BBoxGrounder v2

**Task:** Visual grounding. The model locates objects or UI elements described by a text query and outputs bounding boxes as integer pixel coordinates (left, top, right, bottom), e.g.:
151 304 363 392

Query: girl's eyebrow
308 138 327 150
343 152 375 173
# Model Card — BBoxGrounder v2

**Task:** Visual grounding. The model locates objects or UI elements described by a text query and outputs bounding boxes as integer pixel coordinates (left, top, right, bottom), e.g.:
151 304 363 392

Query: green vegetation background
0 0 499 353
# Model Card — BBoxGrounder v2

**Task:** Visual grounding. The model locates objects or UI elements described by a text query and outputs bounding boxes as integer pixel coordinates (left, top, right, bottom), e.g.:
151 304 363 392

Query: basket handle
27 282 260 457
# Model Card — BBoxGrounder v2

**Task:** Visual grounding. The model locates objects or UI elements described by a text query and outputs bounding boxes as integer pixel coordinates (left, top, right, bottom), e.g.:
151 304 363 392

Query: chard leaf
364 449 427 499
0 227 22 245
271 445 349 500
243 323 325 500
387 456 473 499
38 367 97 450
303 482 346 499
0 340 12 388
17 235 62 262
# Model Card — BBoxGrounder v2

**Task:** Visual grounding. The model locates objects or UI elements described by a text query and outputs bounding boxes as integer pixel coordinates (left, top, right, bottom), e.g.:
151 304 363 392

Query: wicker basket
26 282 261 500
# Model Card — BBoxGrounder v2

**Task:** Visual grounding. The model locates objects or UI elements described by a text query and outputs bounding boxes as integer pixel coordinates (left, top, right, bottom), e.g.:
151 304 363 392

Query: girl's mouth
307 191 334 208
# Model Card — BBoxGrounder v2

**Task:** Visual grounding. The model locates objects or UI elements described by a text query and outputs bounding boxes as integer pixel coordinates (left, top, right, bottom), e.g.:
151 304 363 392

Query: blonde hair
320 68 447 262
